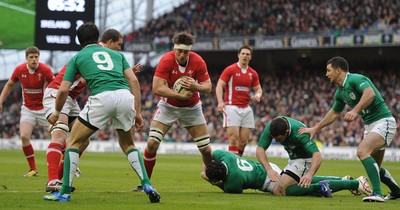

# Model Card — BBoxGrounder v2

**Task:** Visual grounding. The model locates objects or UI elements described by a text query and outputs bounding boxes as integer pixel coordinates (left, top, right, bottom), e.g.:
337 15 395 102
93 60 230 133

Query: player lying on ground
201 150 372 197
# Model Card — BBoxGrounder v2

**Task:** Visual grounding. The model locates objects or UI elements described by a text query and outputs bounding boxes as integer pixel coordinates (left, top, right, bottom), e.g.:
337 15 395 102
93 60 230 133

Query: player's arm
215 79 226 112
0 79 16 112
298 109 340 139
256 146 281 182
182 77 212 93
251 84 262 103
124 68 143 131
47 80 72 125
153 76 192 100
344 87 375 122
299 151 322 188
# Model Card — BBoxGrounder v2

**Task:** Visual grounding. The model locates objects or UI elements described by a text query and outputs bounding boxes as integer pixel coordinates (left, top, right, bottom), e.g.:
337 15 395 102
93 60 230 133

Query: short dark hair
270 117 288 137
25 46 40 57
172 32 196 45
205 160 227 182
238 45 252 55
100 28 122 43
77 22 99 48
327 56 349 72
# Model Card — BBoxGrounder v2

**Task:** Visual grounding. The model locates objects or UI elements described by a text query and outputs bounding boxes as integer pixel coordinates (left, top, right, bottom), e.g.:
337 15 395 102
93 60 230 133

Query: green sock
312 176 342 183
127 148 151 186
327 180 358 193
60 148 79 195
380 167 400 193
285 184 320 196
362 157 382 195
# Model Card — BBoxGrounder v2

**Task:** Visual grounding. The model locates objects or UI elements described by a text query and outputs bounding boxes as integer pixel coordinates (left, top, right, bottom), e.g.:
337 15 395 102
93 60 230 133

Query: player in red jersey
134 32 213 191
0 46 54 177
215 45 262 156
43 28 142 192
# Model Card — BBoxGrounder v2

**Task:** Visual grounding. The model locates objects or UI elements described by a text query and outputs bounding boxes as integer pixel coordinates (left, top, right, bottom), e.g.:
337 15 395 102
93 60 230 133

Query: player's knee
272 185 285 196
147 128 163 150
194 135 210 150
356 147 369 159
49 122 69 135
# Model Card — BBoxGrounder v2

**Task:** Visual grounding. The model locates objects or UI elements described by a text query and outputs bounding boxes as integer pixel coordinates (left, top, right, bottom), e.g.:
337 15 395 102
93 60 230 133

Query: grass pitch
0 149 399 210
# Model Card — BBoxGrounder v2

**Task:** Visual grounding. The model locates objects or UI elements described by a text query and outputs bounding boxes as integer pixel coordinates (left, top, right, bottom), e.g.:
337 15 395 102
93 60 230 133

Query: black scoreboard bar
35 0 95 51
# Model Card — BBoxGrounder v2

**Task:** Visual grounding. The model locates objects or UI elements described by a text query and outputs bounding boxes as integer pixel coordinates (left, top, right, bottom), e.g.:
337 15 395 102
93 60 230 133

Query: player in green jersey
43 22 160 203
299 56 400 202
202 150 371 197
256 116 322 196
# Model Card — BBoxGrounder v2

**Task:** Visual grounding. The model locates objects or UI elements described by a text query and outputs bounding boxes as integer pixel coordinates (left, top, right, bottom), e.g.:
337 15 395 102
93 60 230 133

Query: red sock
238 149 244 157
58 147 66 180
143 149 157 179
228 146 239 155
22 144 36 171
46 142 63 182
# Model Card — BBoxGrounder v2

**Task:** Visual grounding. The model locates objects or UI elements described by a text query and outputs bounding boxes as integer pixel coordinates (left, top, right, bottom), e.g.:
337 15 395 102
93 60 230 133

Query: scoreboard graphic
35 0 95 51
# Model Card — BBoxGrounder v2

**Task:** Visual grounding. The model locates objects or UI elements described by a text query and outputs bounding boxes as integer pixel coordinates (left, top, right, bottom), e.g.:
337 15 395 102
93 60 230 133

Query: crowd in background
1 0 400 148
126 0 400 42
1 64 399 148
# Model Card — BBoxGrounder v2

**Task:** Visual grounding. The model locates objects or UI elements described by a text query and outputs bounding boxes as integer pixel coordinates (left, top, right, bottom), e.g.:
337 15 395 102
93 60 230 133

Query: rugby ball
173 76 189 93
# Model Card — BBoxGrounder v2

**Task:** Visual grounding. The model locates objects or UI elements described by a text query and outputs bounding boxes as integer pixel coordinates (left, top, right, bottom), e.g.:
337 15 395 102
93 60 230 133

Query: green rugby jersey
332 73 392 124
213 150 267 193
64 44 131 96
258 116 319 160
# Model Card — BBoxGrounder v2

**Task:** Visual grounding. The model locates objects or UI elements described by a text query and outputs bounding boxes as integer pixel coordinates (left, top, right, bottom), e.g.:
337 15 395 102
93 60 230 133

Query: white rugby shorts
153 101 206 127
364 117 397 148
222 105 255 128
79 89 135 131
20 105 49 126
43 88 81 118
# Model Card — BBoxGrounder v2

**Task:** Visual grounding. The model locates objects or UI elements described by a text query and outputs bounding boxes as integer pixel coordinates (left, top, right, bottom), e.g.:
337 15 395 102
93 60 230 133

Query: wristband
255 93 261 98
53 110 60 117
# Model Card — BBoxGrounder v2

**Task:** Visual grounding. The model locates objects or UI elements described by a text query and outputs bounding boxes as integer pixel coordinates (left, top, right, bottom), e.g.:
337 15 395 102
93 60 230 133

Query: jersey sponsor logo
22 74 27 78
236 73 241 77
24 89 42 94
235 86 250 91
172 70 178 75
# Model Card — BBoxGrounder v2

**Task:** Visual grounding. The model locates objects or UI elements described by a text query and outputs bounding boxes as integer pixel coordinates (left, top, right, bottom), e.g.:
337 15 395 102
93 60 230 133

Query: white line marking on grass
0 2 35 15
4 190 134 193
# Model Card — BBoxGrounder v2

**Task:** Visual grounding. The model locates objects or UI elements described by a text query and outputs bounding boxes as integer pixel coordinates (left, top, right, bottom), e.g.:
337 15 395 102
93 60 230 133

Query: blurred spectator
127 0 400 41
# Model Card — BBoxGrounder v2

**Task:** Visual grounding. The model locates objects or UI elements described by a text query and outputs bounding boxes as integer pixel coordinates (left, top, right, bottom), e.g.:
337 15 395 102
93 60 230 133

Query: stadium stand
1 65 399 148
126 0 400 42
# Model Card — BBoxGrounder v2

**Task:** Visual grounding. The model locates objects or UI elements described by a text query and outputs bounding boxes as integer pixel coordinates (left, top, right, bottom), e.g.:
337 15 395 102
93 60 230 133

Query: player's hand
47 113 59 125
179 91 194 100
298 127 316 140
267 169 281 182
181 77 196 91
298 174 313 188
251 93 261 103
131 63 143 74
217 102 225 113
343 110 357 122
134 114 144 132
0 104 3 113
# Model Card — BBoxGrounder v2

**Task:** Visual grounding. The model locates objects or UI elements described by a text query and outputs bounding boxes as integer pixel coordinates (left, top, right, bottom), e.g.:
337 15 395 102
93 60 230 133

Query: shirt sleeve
196 59 210 83
332 89 346 112
64 57 79 82
10 67 20 82
257 123 273 149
